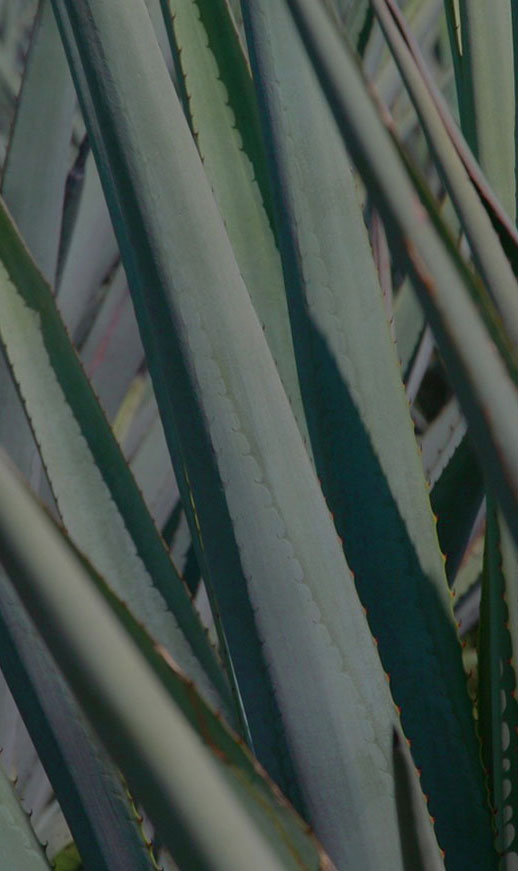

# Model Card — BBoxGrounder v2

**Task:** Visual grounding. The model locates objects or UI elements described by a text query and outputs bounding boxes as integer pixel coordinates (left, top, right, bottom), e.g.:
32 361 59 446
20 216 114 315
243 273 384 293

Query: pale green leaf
0 765 50 870
284 0 518 553
242 2 486 863
0 452 333 871
478 503 518 858
50 0 413 863
372 0 518 347
57 151 118 339
392 730 446 871
0 198 233 726
162 0 308 443
394 277 425 378
457 0 516 221
80 263 144 421
2 0 75 284
0 568 158 871
0 0 74 509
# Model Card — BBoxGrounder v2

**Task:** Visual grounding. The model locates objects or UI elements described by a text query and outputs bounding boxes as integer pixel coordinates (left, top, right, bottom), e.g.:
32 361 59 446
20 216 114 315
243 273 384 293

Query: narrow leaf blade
50 0 415 864
0 453 334 871
0 197 234 726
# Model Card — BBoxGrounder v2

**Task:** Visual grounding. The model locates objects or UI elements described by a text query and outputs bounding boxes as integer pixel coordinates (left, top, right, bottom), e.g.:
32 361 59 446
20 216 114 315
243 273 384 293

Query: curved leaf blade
2 0 75 284
0 764 50 870
0 198 233 727
284 0 518 557
392 730 446 871
281 0 512 864
371 0 518 347
457 0 516 221
0 0 75 512
242 3 489 866
50 0 413 864
478 502 518 859
0 453 334 871
161 0 308 445
0 568 159 871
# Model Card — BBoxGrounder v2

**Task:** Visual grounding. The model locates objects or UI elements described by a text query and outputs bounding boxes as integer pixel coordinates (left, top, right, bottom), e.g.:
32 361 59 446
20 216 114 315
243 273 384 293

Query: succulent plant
0 0 516 869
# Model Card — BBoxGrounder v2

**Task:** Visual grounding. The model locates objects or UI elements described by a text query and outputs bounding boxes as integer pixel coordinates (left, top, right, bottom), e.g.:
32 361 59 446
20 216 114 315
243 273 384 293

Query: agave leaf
56 135 90 285
25 767 53 823
32 802 72 866
82 540 333 871
421 398 465 488
0 567 158 871
373 0 443 108
392 730 446 871
369 209 394 331
114 373 154 456
129 412 179 531
371 0 518 348
405 326 434 405
0 348 47 499
182 542 202 596
0 0 74 504
0 764 51 870
162 0 274 227
450 504 484 640
394 277 426 378
284 0 518 561
454 523 484 598
456 1 516 222
242 1 489 864
2 0 75 284
56 151 119 340
80 262 145 421
2 714 43 805
0 198 233 725
116 375 185 552
442 0 462 99
379 0 518 281
424 401 484 582
161 0 308 443
454 580 481 640
50 0 414 864
515 9 518 211
144 0 174 74
337 0 373 55
478 503 518 858
0 453 334 871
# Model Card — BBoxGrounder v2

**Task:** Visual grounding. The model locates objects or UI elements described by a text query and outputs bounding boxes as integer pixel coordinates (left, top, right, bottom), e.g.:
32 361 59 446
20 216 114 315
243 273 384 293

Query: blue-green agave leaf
394 277 426 379
80 263 144 421
0 566 159 871
281 0 518 865
380 0 518 284
456 1 516 222
283 0 518 555
423 401 484 582
478 502 518 858
161 0 308 445
0 197 234 726
56 151 118 340
0 453 335 871
392 730 445 871
371 0 518 347
0 0 74 510
242 1 491 865
0 763 51 870
50 0 416 864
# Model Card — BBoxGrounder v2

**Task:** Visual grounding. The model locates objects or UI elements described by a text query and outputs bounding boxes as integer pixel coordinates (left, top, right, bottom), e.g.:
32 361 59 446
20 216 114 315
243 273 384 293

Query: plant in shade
0 0 516 869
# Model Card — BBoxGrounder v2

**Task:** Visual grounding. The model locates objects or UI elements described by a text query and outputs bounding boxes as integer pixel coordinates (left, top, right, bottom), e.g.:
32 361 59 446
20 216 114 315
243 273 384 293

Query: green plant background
0 0 515 869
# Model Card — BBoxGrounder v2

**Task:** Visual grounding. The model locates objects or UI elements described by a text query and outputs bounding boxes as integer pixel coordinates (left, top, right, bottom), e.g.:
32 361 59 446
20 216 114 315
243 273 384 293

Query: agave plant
0 0 516 868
